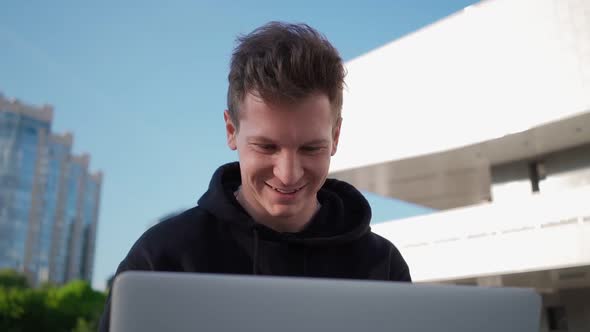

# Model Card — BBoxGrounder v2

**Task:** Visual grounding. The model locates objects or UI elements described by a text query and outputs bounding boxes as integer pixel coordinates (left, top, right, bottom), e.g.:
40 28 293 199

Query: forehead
238 93 334 143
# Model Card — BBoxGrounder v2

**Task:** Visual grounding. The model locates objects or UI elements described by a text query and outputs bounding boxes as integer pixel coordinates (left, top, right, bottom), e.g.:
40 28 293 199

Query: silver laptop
111 271 541 332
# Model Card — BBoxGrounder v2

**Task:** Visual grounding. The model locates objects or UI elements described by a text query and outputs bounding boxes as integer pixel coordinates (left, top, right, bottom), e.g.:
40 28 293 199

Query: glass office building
0 94 102 285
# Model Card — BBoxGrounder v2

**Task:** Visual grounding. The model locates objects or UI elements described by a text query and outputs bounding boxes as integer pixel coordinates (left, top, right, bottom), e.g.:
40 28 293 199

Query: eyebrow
247 136 330 146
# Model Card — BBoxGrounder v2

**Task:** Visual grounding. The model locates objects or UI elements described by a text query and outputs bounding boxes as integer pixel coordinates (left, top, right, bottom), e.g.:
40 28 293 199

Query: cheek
240 156 273 183
304 157 331 182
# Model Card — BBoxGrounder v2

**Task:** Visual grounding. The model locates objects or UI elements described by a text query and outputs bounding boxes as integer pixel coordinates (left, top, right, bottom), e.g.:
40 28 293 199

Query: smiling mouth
266 183 305 194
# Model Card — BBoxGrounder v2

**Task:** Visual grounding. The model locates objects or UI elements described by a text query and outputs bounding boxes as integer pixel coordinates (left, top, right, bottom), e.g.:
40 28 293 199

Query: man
99 21 410 331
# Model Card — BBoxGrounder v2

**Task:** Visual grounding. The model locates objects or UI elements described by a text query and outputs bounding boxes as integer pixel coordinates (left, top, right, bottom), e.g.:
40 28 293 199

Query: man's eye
256 144 277 151
301 146 322 153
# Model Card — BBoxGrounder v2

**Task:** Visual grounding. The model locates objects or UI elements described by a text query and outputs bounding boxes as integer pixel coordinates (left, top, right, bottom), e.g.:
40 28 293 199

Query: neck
235 187 320 233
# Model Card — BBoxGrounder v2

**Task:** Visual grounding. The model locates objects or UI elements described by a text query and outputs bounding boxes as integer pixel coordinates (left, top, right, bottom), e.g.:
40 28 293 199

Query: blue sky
1 0 476 289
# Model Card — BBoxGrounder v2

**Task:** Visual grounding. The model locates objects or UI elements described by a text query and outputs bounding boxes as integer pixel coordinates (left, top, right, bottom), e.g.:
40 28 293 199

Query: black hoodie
99 162 410 331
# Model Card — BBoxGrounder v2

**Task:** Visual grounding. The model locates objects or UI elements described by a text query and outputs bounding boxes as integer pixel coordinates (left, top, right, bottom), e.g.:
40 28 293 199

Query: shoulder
364 231 412 282
142 206 213 241
361 231 399 256
122 206 216 269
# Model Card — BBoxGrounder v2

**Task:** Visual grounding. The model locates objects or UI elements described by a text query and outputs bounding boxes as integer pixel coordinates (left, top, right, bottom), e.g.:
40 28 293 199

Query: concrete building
0 93 102 286
329 0 590 331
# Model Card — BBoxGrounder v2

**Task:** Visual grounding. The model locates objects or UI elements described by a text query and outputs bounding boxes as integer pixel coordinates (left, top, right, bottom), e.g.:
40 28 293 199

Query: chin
266 205 300 218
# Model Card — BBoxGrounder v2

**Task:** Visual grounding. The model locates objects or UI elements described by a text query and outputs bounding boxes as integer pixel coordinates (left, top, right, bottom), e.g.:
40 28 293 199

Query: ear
331 117 342 156
224 110 237 150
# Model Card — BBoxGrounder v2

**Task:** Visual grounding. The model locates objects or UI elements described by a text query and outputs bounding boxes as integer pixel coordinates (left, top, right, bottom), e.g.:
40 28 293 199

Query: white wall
332 0 590 172
372 186 590 282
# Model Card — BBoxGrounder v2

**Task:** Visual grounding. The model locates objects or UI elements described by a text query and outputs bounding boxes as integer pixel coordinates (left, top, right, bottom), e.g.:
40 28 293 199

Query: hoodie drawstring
252 227 259 275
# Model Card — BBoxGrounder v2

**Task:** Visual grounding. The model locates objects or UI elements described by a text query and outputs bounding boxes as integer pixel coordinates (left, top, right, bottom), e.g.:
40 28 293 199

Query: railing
372 187 590 282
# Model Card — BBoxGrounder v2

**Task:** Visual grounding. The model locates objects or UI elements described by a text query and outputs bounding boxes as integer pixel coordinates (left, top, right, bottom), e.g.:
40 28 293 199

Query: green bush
0 270 106 332
0 269 29 289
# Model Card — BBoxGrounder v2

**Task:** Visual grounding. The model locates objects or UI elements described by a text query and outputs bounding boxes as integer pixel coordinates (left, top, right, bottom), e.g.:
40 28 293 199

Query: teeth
276 188 296 194
269 184 300 194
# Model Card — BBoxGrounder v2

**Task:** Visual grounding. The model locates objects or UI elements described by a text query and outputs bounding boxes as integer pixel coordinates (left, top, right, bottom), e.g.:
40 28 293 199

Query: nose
273 151 303 187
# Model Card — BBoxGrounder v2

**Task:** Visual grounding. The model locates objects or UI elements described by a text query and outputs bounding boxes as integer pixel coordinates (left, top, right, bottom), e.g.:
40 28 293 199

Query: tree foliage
0 269 29 289
0 270 106 332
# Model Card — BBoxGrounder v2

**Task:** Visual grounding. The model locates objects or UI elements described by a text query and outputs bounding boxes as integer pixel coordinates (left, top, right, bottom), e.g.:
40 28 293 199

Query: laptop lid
111 271 541 332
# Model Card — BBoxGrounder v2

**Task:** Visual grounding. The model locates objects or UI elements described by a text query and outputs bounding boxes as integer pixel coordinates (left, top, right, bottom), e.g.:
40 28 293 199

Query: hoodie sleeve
98 237 156 332
387 244 412 282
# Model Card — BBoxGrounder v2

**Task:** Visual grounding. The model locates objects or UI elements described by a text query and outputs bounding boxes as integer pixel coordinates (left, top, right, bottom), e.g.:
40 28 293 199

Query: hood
197 162 372 246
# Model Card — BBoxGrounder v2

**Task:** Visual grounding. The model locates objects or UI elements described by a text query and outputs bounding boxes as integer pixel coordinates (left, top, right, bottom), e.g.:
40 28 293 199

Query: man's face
224 92 341 228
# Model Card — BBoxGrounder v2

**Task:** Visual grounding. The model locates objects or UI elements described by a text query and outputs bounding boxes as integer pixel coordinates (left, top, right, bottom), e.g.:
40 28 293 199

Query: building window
546 306 568 331
528 161 546 193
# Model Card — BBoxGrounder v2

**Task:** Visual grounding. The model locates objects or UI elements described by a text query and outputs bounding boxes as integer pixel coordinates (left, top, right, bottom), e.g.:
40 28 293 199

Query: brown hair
227 22 346 129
